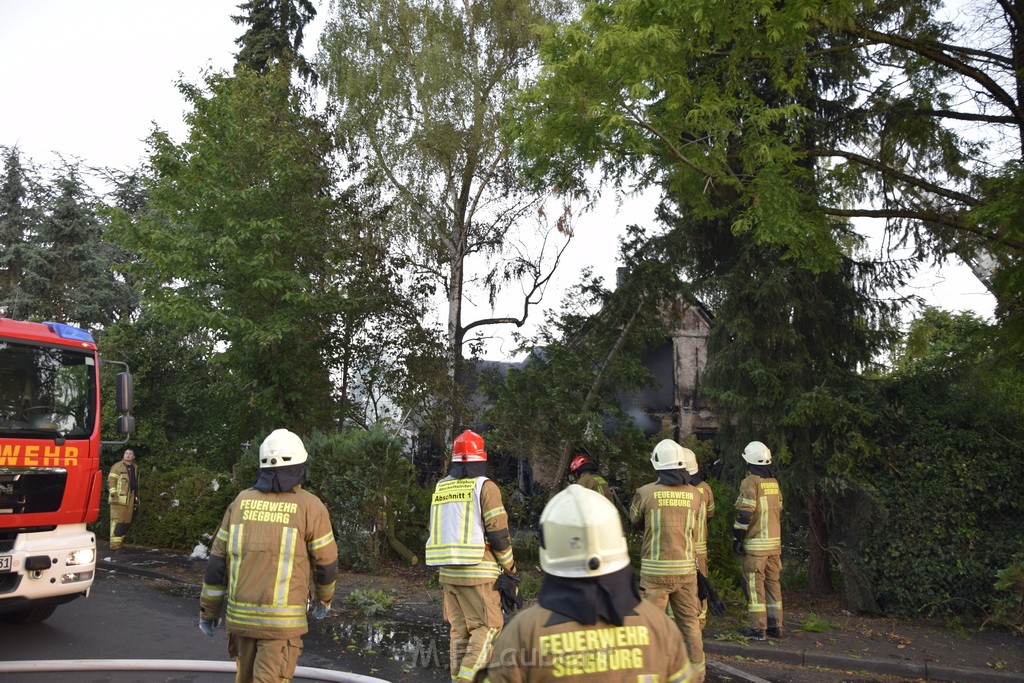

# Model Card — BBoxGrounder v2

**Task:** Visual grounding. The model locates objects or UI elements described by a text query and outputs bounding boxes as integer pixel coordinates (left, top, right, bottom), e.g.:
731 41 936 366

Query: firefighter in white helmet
733 440 784 641
478 485 694 682
425 429 515 682
629 439 707 682
199 429 338 683
685 450 716 631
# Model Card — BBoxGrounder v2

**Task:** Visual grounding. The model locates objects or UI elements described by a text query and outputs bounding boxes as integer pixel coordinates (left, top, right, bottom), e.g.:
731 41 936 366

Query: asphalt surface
95 545 1024 683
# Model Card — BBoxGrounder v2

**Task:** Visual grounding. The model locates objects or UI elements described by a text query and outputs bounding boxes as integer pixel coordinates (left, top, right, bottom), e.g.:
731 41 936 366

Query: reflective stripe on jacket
426 475 514 585
695 481 715 557
425 476 488 566
107 460 138 507
577 471 615 504
199 486 338 640
479 601 696 682
630 482 700 578
733 474 783 555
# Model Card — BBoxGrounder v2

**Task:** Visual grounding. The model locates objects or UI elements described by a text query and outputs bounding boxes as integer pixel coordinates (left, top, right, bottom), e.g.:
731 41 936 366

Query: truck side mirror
117 414 135 436
116 372 133 414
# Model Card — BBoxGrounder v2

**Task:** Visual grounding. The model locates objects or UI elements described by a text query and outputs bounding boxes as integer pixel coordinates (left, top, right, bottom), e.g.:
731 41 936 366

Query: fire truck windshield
0 340 96 438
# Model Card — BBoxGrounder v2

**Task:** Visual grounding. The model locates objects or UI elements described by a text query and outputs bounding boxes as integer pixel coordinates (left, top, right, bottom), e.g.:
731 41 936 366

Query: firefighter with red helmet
567 451 614 503
478 485 694 682
426 429 515 682
630 439 707 682
199 429 338 682
733 440 784 641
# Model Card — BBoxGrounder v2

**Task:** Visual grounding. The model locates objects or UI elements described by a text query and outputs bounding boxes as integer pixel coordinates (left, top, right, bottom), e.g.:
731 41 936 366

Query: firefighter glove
494 572 523 615
199 617 220 636
697 570 728 617
312 601 331 620
732 538 746 556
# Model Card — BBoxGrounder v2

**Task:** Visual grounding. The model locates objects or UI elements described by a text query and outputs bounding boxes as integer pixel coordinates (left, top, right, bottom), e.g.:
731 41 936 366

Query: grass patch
799 613 833 633
518 570 541 600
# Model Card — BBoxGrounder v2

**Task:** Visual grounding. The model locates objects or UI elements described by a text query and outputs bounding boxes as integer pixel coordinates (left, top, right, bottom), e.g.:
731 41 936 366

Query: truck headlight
66 548 95 566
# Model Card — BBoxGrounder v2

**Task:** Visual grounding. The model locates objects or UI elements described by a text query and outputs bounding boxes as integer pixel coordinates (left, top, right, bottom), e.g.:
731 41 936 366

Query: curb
706 641 1023 682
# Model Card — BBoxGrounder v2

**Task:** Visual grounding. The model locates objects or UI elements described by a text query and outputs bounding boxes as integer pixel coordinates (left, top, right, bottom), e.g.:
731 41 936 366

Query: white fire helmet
539 485 630 578
742 440 772 465
259 429 308 468
650 438 698 474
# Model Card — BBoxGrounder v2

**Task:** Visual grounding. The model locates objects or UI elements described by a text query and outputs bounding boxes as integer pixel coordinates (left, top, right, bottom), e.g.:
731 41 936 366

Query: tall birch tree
319 0 573 434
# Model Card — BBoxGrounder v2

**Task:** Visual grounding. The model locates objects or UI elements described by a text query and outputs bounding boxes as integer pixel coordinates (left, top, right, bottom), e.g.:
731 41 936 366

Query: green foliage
511 529 540 567
799 614 833 633
319 0 573 426
304 428 423 572
989 544 1024 635
346 588 396 617
96 316 247 471
233 0 319 85
518 570 542 601
859 310 1024 617
486 239 694 489
0 148 137 328
94 465 243 552
108 66 364 437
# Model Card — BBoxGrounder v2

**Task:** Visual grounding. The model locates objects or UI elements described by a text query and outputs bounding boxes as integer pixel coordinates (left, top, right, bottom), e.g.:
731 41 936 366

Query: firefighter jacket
695 480 715 559
107 460 139 523
576 471 614 503
200 486 339 640
425 475 514 585
479 601 695 682
733 473 783 556
629 482 701 581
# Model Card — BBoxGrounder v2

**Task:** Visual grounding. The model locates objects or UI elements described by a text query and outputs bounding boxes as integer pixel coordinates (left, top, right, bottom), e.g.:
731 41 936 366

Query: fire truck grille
0 471 68 515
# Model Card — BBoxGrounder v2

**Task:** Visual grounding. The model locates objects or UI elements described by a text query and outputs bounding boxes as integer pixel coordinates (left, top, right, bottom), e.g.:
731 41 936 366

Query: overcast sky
0 0 996 356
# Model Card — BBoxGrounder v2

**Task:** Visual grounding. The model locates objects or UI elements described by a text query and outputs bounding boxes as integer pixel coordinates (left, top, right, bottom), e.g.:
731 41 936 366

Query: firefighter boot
739 626 766 641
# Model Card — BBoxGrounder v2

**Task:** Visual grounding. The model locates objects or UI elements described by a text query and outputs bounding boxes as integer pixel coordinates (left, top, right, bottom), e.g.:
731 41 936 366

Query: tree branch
810 148 980 206
822 206 1024 251
847 26 1024 124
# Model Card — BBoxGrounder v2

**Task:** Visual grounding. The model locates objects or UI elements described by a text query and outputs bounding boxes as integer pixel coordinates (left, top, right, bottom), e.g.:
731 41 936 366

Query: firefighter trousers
640 573 705 683
442 582 502 682
696 554 709 631
742 553 783 631
227 633 303 683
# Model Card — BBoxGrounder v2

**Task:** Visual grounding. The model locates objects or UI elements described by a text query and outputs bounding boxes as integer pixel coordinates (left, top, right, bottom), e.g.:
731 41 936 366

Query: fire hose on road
0 659 390 683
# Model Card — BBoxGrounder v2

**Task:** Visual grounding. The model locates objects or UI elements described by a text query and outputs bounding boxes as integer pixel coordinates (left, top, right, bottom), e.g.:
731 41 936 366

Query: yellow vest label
431 478 475 505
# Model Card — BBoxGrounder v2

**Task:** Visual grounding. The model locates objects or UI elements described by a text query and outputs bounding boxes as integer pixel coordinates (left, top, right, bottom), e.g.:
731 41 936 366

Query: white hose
0 659 390 682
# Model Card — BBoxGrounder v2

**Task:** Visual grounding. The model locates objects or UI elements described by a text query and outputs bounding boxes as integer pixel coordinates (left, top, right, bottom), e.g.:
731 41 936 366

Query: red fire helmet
452 429 487 462
569 454 591 473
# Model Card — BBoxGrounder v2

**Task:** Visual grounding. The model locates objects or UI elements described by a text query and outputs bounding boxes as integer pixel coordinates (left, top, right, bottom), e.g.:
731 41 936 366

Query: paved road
0 565 388 682
0 564 756 682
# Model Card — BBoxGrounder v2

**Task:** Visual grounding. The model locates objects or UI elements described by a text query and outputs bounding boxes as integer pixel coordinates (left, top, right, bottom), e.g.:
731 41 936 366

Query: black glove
494 572 523 615
733 538 746 556
697 571 727 617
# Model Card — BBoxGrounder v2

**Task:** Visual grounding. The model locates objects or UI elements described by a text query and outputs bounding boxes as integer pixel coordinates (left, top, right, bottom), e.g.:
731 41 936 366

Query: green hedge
94 464 243 552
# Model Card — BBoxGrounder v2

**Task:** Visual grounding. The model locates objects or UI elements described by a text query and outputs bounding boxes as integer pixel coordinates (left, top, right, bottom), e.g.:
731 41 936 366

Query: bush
304 427 422 572
989 545 1024 635
94 464 243 552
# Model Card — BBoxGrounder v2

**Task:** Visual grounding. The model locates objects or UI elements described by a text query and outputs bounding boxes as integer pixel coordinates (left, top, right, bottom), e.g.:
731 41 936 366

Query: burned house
622 295 719 444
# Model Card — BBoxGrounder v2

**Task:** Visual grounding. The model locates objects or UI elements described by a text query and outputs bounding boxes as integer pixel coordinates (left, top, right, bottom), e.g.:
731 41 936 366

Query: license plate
0 555 10 572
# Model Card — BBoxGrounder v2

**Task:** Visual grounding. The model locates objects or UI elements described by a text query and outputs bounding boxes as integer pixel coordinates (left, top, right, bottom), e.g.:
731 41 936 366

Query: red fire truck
0 319 133 624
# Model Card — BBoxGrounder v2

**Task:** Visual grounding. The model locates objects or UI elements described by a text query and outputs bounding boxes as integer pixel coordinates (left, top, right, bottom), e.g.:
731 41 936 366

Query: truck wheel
3 604 57 624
